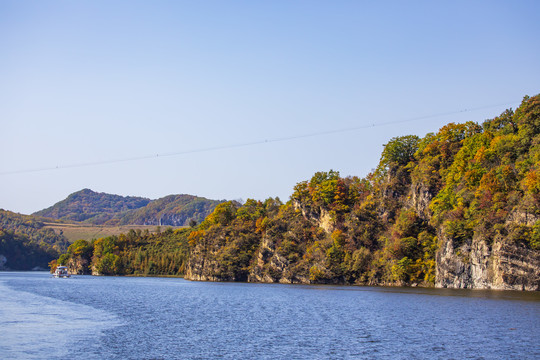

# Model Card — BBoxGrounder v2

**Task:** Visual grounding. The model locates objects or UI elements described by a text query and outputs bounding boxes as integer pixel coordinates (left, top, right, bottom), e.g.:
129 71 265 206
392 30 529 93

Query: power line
0 100 519 176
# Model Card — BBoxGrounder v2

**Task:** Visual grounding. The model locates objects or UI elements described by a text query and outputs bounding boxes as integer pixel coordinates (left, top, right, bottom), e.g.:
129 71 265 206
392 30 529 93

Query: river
0 272 538 359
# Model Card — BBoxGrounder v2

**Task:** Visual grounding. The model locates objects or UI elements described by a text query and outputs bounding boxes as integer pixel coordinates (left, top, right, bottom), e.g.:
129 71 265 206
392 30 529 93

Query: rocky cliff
435 231 540 290
248 233 311 284
67 256 92 275
184 243 225 282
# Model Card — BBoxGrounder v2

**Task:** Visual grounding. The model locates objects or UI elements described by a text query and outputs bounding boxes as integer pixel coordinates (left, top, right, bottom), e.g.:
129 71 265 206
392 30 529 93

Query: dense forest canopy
53 95 540 289
51 227 191 276
0 210 69 270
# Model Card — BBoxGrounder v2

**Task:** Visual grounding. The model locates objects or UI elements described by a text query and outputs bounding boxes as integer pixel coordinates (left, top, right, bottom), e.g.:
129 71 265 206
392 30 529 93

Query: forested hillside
119 195 223 226
34 189 151 223
185 95 540 290
0 210 69 270
54 95 540 290
34 189 223 226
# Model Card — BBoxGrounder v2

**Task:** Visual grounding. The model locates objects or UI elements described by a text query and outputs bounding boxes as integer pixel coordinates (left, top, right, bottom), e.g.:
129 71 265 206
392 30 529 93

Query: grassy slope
43 222 185 243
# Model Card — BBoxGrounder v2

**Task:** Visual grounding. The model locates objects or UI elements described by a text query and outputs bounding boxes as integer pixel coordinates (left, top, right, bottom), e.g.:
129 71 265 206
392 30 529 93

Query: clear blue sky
1 0 539 214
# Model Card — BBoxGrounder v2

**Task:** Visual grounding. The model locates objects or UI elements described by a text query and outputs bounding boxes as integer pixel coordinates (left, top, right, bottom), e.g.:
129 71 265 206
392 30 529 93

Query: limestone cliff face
409 176 540 290
406 183 434 221
184 248 226 282
248 234 289 283
248 234 310 284
185 230 311 284
184 231 242 282
67 256 91 275
435 234 540 290
184 257 224 282
292 199 334 234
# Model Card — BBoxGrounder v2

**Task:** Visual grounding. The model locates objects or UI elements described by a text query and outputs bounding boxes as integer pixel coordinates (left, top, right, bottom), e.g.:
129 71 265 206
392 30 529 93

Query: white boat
53 266 70 278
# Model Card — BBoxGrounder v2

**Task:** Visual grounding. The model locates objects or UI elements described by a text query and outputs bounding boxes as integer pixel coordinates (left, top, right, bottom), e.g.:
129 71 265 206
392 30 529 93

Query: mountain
119 194 224 226
34 189 151 223
34 189 224 227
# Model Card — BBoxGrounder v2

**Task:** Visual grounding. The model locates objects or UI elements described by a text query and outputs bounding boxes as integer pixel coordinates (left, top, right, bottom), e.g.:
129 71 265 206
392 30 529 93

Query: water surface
1 272 538 359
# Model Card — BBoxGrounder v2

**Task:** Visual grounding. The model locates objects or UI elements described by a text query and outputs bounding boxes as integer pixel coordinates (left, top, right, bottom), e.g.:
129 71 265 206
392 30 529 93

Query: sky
1 0 539 215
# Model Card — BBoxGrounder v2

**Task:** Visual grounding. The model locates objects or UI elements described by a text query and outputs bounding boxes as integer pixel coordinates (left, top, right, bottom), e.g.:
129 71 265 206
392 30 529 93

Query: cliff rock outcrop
292 199 335 234
184 246 225 282
435 234 540 290
67 256 91 275
248 234 311 284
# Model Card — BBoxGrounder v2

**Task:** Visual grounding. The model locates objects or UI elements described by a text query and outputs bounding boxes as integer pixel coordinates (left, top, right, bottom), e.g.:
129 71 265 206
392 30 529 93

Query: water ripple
1 273 539 359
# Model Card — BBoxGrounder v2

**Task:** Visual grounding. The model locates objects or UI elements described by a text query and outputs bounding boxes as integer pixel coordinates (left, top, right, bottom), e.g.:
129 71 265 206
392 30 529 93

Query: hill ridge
33 189 224 226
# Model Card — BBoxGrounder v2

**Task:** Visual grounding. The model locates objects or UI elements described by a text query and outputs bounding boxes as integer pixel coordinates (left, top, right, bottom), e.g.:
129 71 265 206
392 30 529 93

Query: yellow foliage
523 169 540 194
188 230 205 247
309 265 325 281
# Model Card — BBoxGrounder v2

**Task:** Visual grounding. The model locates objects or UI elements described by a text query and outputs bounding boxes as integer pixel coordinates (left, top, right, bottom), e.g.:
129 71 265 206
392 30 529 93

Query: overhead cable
0 100 519 176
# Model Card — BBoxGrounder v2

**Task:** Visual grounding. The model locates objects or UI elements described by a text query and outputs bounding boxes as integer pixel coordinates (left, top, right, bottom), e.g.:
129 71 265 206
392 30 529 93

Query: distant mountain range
33 189 224 226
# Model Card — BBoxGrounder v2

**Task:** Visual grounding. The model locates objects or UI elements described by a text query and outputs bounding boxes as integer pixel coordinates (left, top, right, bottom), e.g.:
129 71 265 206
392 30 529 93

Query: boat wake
0 281 121 359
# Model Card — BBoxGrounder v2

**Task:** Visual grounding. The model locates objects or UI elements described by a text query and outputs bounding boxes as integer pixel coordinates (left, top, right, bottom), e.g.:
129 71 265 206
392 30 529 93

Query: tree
202 201 238 227
377 135 420 175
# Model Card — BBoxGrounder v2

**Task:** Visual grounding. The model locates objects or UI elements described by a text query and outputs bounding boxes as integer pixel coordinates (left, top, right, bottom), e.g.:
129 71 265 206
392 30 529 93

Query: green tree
377 135 420 175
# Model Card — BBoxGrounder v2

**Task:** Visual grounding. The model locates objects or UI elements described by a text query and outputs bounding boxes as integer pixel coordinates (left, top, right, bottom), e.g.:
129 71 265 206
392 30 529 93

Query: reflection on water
0 272 539 360
312 283 540 302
